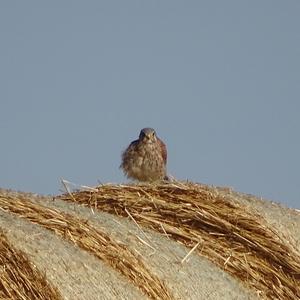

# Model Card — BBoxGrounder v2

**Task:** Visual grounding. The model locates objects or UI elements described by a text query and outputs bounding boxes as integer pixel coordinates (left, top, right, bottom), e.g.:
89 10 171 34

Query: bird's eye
139 131 146 139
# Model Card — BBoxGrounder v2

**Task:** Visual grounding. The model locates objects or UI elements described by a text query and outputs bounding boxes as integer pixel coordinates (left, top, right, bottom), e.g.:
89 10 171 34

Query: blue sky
1 1 299 208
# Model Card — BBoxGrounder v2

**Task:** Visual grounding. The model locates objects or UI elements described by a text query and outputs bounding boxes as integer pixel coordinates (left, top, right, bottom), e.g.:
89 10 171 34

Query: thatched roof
0 181 299 299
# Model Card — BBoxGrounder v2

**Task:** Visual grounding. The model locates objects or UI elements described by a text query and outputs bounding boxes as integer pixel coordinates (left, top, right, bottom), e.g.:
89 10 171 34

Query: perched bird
120 128 168 182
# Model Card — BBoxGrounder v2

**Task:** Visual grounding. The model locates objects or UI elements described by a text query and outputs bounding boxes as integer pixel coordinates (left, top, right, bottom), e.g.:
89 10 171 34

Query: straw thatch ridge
0 229 62 300
0 194 173 300
58 181 300 300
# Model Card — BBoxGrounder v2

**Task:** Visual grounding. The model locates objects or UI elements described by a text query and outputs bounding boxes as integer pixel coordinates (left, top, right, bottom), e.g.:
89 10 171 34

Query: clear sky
1 2 299 208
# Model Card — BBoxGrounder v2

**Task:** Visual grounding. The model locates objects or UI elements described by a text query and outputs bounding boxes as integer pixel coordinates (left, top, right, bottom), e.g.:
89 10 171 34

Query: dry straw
0 194 173 300
58 181 300 300
0 229 62 300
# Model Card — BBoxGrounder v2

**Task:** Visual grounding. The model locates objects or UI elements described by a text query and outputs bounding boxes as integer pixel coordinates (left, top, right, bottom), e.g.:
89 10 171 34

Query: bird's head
139 127 157 143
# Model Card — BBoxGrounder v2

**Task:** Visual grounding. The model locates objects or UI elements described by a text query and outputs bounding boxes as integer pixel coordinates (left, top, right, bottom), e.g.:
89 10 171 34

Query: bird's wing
158 138 167 165
120 139 139 167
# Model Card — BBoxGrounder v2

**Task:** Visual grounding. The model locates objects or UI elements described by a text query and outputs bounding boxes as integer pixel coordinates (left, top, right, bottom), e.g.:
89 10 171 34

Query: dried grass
0 195 173 300
58 181 300 300
0 229 62 300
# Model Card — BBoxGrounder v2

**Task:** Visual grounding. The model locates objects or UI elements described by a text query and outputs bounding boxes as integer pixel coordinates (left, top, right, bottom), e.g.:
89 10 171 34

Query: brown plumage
120 128 168 182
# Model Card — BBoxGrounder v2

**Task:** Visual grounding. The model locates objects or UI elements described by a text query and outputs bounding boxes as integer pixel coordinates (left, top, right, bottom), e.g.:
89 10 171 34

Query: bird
120 128 168 182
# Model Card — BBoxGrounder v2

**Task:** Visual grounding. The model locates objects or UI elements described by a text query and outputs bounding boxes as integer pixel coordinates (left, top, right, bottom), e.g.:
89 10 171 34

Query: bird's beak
141 134 148 141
